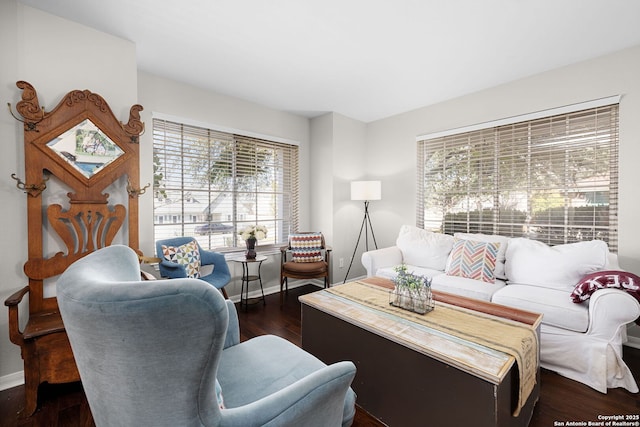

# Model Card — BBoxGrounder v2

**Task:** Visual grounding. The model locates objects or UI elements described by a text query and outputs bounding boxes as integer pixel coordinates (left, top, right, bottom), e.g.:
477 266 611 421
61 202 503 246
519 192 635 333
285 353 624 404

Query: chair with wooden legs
280 232 331 305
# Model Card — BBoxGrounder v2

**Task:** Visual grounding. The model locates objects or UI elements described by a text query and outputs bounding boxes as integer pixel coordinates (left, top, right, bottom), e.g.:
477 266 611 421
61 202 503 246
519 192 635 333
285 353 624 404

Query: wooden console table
299 277 542 427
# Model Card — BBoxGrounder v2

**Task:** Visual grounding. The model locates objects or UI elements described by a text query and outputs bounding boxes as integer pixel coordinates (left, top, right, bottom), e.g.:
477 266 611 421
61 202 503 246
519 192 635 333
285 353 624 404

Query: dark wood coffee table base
300 278 541 427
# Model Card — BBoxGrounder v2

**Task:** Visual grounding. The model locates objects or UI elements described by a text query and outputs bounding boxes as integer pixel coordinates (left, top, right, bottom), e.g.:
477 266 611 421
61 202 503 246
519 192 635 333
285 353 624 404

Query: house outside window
417 100 619 251
153 119 299 251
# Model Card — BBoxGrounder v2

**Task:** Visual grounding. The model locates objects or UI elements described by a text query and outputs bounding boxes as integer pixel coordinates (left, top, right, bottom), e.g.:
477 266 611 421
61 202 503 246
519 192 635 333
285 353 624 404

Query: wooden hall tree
4 81 145 416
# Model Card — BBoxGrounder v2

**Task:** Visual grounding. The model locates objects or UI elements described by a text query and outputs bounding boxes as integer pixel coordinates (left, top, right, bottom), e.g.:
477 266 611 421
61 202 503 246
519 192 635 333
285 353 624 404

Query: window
417 101 619 251
153 119 299 251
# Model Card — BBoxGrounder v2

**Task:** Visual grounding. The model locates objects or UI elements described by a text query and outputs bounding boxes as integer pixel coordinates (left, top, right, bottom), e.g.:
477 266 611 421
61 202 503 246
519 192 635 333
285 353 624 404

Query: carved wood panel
14 80 144 309
6 81 146 416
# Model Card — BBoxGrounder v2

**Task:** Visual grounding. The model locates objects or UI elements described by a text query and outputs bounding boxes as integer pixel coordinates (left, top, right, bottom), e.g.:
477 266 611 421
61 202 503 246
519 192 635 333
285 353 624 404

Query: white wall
0 0 23 387
365 45 640 274
310 112 368 283
309 113 335 281
332 113 368 281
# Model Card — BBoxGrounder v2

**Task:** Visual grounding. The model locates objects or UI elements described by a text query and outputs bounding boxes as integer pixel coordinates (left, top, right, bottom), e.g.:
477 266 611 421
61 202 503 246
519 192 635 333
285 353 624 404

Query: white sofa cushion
376 265 445 282
492 285 589 332
431 274 506 302
396 225 454 271
505 238 609 291
454 233 509 280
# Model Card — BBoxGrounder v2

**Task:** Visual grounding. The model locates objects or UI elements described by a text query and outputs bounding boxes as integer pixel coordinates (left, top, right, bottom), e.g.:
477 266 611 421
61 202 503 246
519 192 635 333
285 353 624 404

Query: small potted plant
390 264 434 314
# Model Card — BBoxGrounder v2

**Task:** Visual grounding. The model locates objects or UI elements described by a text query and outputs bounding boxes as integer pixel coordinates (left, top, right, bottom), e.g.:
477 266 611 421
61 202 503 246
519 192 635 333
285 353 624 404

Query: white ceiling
18 0 640 123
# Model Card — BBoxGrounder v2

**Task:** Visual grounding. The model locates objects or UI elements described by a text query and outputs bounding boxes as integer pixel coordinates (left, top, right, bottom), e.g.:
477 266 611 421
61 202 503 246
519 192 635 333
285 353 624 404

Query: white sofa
361 225 640 394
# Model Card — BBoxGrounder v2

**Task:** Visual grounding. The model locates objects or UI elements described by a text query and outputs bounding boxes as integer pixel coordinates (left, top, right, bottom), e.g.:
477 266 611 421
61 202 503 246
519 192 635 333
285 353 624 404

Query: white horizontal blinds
421 128 498 234
418 103 619 251
153 119 299 250
416 142 425 227
233 135 299 246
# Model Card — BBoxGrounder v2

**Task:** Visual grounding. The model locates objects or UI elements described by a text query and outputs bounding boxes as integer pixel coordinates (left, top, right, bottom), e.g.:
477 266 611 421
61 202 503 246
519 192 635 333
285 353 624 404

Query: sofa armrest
361 246 403 277
605 252 621 270
158 259 187 279
587 289 640 339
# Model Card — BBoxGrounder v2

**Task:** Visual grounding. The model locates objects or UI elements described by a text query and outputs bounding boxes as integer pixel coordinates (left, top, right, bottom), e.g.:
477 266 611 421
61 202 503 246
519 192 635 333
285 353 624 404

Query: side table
230 255 267 309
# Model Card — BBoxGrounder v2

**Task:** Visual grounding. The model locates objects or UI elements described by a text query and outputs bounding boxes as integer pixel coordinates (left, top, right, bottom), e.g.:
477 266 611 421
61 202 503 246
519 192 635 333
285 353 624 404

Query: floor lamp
344 180 381 283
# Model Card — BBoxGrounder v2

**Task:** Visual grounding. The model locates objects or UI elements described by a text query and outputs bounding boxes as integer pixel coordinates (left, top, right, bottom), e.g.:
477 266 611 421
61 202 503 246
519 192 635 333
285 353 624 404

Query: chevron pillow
446 238 500 283
289 233 324 263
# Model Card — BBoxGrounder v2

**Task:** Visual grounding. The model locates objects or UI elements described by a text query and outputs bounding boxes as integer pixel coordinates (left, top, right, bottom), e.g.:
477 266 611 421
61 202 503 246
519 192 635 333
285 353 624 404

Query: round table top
229 254 267 263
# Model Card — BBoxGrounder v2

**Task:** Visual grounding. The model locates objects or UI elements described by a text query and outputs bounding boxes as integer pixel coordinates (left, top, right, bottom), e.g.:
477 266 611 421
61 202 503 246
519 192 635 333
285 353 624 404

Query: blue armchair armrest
158 259 187 279
200 250 226 268
224 300 240 349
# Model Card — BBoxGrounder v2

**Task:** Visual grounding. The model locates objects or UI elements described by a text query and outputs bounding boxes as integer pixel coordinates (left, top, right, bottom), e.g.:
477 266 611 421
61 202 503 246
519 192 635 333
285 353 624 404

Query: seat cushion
376 265 444 281
218 335 356 422
492 284 589 332
282 261 327 275
431 274 506 301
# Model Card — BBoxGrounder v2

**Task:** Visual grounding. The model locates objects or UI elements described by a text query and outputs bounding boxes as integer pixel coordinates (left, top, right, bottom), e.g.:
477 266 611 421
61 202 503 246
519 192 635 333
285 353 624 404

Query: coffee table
299 277 542 427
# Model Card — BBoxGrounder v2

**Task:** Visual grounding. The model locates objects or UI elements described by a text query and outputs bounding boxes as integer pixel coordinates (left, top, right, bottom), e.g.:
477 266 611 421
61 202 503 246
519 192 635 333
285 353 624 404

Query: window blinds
153 119 299 250
417 103 619 251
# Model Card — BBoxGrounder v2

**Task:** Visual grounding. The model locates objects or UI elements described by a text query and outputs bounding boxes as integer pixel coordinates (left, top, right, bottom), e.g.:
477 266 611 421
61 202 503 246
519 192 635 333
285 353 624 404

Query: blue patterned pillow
162 240 201 278
446 238 500 283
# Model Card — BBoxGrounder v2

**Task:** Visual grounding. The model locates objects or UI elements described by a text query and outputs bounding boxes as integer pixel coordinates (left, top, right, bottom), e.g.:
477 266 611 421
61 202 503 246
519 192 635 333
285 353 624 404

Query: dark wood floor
1 284 639 426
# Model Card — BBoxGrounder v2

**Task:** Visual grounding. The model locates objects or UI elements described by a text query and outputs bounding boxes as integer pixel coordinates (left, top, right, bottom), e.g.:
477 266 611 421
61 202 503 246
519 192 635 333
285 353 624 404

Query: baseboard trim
625 323 640 350
229 279 324 303
0 370 24 392
625 335 640 350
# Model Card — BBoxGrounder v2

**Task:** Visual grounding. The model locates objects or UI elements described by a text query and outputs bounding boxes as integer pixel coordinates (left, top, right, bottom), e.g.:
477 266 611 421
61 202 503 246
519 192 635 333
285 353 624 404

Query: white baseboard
626 337 640 350
625 323 640 350
0 370 24 391
230 279 325 302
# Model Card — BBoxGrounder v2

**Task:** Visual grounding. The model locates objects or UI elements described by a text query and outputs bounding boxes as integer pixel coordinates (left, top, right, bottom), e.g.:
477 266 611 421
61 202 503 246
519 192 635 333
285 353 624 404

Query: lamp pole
343 200 379 283
344 180 381 283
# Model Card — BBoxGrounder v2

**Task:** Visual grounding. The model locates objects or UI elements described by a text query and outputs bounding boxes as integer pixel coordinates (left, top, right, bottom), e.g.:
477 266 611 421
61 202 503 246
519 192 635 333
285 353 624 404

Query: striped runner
325 280 538 417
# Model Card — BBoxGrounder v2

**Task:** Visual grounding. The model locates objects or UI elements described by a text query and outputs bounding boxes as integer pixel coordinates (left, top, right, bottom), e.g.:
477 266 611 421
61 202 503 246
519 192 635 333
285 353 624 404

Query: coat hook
7 102 44 132
11 173 49 197
127 179 150 198
124 123 145 144
121 104 145 143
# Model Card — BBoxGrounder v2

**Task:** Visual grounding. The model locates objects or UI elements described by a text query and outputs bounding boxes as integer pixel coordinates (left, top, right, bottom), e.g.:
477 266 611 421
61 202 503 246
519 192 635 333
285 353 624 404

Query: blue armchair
156 237 231 298
57 245 357 427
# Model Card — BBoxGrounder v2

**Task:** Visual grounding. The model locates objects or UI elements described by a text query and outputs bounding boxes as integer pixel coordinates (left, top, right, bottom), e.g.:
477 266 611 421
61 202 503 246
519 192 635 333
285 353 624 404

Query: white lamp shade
351 180 382 201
